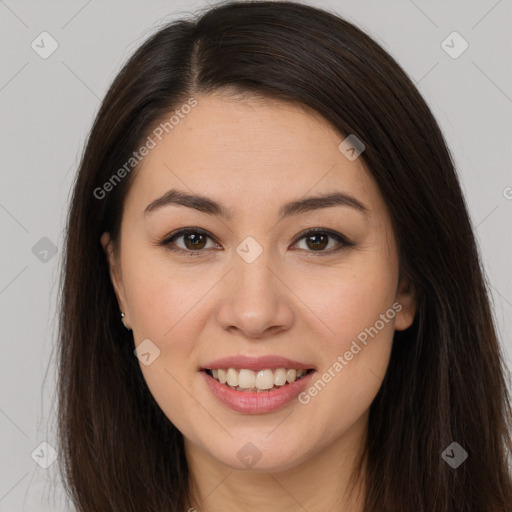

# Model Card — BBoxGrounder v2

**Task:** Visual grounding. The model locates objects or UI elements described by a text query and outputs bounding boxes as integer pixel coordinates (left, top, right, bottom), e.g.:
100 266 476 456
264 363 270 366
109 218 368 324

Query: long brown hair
57 1 512 510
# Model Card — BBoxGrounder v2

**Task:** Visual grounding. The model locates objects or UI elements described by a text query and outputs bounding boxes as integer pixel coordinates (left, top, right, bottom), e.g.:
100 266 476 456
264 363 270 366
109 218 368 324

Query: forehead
124 93 381 217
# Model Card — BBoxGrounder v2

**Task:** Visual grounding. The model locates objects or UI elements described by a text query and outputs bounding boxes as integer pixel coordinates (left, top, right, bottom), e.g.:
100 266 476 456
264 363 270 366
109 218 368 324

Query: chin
209 434 313 473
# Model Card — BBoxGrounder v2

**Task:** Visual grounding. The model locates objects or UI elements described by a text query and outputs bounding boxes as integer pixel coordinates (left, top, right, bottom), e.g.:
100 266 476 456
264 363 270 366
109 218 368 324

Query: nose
214 249 295 340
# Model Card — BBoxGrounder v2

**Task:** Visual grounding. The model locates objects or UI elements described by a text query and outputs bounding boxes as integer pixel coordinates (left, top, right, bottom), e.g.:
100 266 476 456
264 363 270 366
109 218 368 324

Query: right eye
161 228 222 254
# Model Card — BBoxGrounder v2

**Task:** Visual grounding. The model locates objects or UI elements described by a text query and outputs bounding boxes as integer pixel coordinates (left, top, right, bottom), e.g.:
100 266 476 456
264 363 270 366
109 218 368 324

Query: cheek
123 252 209 432
323 276 397 346
123 247 212 338
120 251 211 415
297 289 396 439
294 252 398 409
294 254 398 347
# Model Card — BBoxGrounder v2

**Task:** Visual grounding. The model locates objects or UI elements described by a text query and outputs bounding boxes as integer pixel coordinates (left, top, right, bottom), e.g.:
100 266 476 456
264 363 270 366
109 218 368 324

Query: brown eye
163 228 219 254
293 229 352 253
181 232 207 250
161 227 353 256
304 233 329 251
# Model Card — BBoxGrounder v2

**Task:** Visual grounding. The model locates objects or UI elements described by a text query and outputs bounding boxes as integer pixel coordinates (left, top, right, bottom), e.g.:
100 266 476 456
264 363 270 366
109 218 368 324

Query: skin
101 92 416 512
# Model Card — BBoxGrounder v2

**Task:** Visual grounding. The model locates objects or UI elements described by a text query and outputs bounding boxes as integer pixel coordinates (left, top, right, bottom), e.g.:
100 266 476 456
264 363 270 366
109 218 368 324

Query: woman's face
102 93 416 472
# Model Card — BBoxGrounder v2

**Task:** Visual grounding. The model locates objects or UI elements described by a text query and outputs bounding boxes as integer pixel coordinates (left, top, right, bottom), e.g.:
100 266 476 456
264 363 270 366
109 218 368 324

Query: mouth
202 367 315 392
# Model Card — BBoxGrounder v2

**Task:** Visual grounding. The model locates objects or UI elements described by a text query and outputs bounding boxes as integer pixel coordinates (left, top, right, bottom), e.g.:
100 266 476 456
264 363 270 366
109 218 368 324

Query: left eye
163 228 219 252
161 228 352 255
292 229 347 252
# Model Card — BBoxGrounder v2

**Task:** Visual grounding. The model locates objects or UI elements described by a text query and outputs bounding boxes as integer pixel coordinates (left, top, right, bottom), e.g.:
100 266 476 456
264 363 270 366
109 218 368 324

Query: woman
57 1 512 510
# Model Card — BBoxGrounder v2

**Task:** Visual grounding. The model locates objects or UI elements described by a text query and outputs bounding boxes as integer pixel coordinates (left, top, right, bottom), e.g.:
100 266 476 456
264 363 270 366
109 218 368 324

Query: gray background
1 0 511 510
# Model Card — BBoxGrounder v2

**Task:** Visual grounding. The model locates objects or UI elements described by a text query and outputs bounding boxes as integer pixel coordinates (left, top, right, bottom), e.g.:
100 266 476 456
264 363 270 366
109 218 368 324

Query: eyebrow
144 188 369 220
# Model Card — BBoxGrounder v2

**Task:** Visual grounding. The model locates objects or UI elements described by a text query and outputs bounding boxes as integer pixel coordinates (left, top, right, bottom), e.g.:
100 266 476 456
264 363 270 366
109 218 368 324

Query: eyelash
159 227 354 256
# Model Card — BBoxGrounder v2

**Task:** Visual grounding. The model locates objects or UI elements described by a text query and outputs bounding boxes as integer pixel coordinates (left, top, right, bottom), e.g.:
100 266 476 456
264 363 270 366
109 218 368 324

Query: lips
200 355 316 414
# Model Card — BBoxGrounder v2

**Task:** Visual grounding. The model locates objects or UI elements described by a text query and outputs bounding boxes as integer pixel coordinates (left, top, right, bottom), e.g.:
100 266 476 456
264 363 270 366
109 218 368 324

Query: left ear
100 231 131 329
394 276 417 331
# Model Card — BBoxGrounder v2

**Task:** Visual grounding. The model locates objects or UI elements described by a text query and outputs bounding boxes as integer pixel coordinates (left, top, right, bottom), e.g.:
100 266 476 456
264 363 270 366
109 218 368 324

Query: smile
201 367 316 414
205 367 313 392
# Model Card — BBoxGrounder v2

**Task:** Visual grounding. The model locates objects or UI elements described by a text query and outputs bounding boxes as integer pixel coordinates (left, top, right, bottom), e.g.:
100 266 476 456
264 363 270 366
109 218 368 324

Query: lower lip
201 370 315 414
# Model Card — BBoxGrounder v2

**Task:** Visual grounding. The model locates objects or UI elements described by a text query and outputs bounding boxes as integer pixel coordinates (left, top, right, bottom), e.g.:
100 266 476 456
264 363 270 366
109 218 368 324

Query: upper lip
201 355 315 371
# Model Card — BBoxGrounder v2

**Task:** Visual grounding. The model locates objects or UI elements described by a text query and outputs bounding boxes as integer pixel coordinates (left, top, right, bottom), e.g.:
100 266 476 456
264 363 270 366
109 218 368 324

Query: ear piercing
120 311 131 331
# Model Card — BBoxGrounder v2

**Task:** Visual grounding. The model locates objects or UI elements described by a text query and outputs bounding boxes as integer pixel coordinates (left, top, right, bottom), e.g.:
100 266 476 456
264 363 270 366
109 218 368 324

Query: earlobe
394 276 417 331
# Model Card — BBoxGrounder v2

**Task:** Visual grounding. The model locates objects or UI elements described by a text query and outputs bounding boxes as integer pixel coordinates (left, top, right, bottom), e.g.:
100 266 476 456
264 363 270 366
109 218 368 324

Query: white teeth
274 368 287 386
256 369 274 390
208 367 310 390
238 369 256 388
286 369 297 383
226 368 238 387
